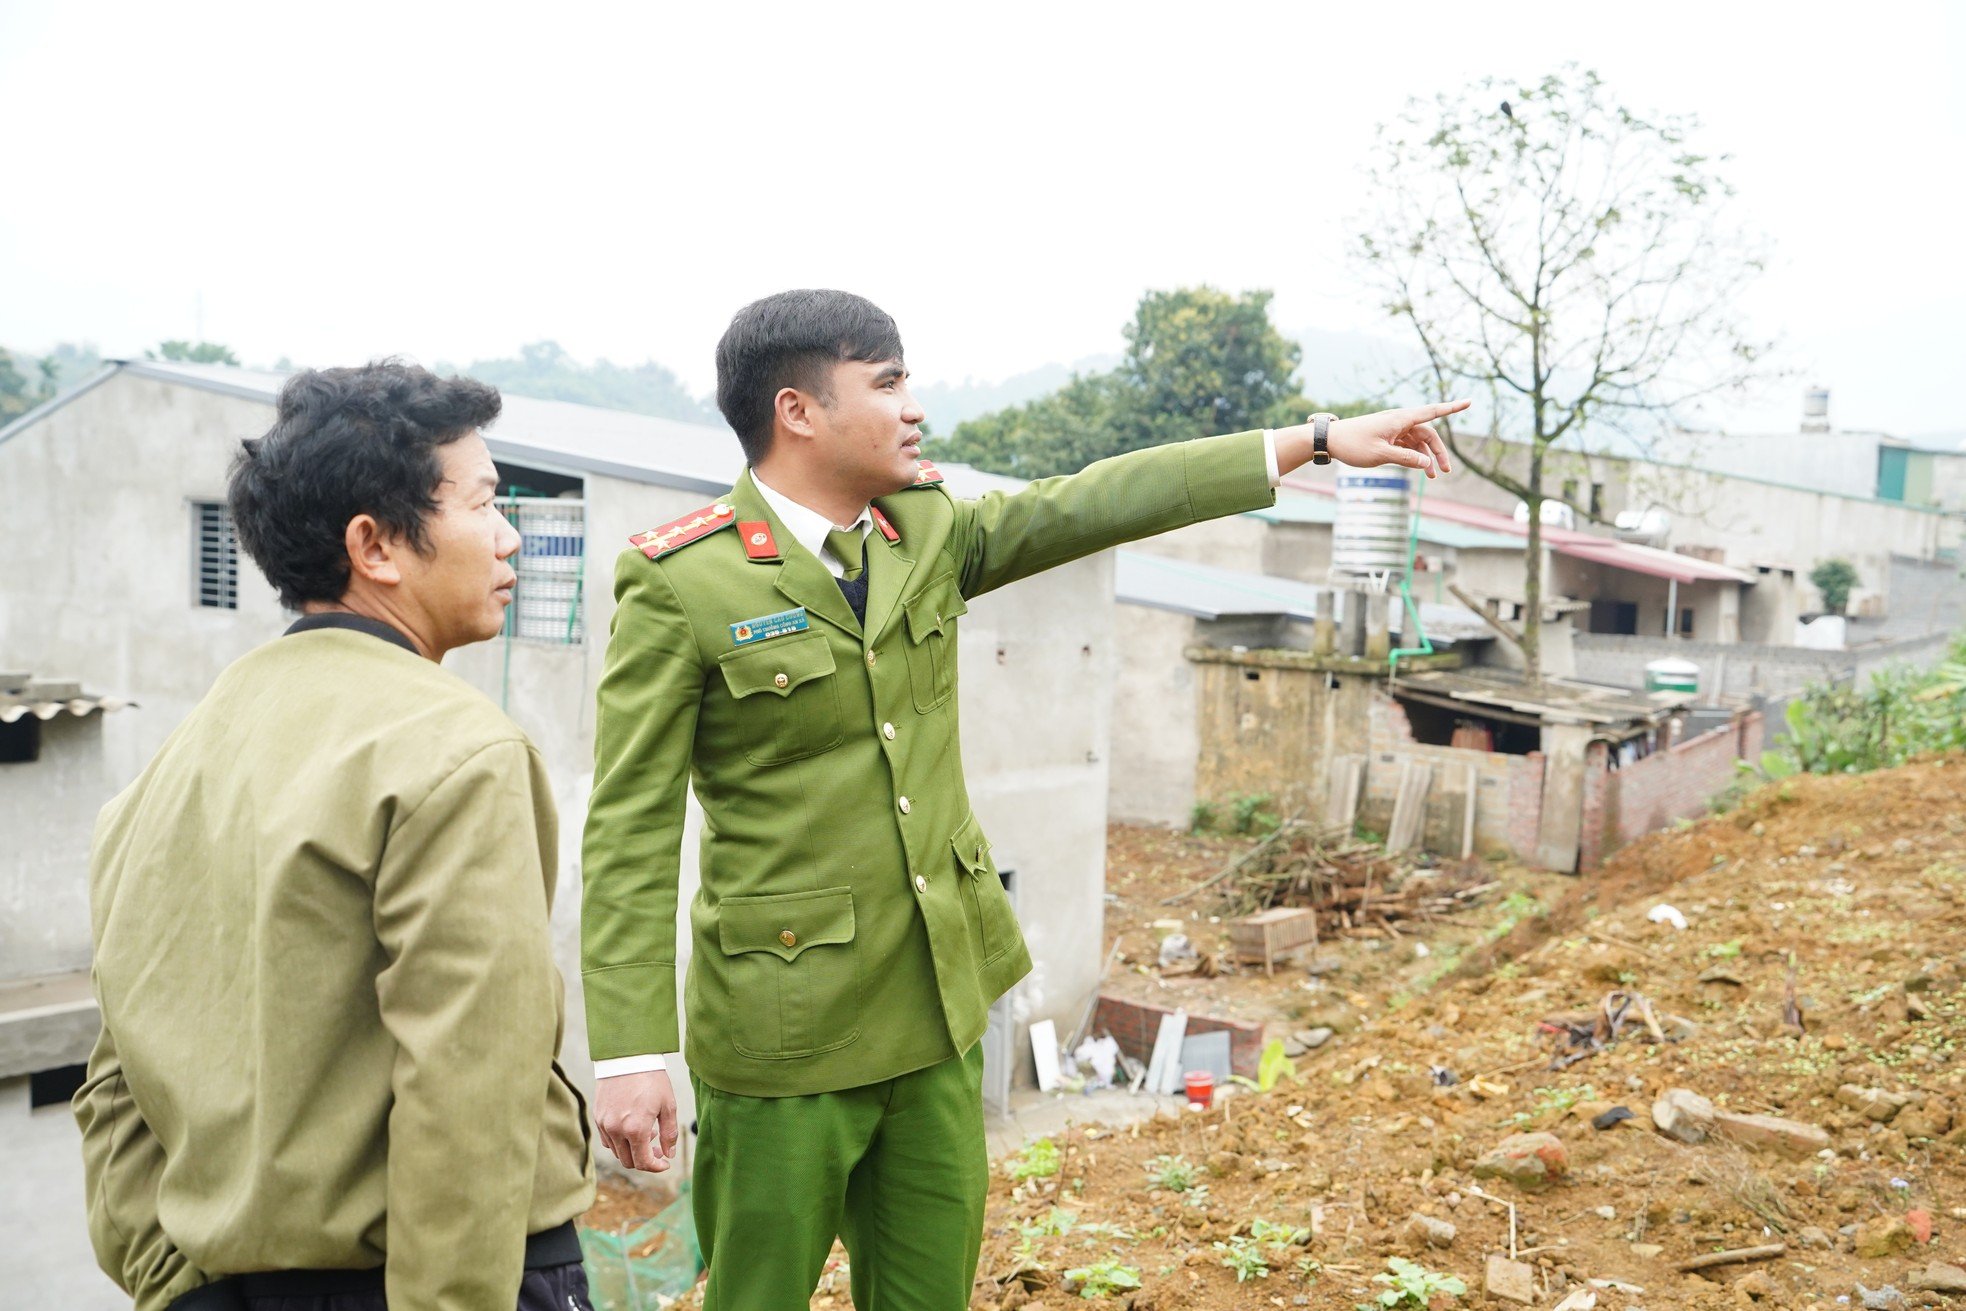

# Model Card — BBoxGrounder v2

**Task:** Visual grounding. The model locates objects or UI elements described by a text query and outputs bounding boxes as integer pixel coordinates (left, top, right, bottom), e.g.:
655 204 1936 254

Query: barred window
499 498 585 645
192 501 239 610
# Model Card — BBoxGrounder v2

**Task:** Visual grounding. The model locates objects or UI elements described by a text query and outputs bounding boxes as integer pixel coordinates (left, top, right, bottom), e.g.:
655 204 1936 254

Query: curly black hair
715 289 904 464
227 360 501 609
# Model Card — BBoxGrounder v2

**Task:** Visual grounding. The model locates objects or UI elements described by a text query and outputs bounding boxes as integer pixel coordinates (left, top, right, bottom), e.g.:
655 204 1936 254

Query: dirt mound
970 757 1966 1310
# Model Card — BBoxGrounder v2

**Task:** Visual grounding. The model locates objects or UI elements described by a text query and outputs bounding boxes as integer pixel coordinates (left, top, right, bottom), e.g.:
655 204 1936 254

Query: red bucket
1184 1070 1214 1109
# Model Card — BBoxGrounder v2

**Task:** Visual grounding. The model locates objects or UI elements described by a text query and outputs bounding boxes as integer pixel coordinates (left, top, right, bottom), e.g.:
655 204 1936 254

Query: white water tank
1802 385 1830 433
1331 470 1411 582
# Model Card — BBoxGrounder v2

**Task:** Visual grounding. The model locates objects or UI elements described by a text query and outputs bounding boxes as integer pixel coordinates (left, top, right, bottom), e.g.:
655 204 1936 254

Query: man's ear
775 385 820 441
344 514 404 588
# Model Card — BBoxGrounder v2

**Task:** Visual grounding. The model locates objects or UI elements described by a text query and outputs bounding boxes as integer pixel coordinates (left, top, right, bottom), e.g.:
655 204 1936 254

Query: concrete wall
1573 631 1958 700
1364 692 1541 857
1108 604 1202 827
1 713 118 982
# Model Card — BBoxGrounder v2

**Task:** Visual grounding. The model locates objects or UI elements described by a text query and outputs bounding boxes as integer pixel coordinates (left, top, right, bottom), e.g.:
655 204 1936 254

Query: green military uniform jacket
582 430 1275 1096
76 625 594 1311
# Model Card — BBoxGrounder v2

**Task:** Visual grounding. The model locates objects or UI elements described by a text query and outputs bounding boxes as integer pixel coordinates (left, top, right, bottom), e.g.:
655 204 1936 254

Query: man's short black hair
715 289 904 464
227 361 502 609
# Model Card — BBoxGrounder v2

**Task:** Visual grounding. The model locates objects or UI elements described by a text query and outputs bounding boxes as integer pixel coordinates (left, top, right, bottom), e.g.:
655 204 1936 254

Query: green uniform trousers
691 1044 987 1309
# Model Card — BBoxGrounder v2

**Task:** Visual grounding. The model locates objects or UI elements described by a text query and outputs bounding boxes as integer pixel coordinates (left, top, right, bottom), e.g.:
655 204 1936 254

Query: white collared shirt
751 476 872 577
595 438 1280 1082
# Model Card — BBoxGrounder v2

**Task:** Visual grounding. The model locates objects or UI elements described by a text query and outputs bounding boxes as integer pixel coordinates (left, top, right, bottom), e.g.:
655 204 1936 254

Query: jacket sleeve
74 1011 207 1310
372 739 559 1311
947 429 1276 598
581 549 704 1059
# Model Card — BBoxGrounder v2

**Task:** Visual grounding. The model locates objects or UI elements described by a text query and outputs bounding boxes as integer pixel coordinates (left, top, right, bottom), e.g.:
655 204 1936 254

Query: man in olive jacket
582 290 1460 1308
75 363 594 1311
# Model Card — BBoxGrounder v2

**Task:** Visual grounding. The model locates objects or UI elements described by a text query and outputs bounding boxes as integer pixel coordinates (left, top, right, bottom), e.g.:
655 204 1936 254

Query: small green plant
1213 1235 1271 1282
1189 800 1218 832
1008 1138 1061 1181
1229 1038 1301 1092
1145 1154 1200 1191
1706 939 1743 959
1294 1254 1321 1281
1249 1218 1310 1245
1810 557 1860 616
1364 1256 1466 1308
1064 1258 1141 1299
1231 791 1279 835
1181 1184 1212 1209
1508 1084 1597 1127
1020 1207 1077 1238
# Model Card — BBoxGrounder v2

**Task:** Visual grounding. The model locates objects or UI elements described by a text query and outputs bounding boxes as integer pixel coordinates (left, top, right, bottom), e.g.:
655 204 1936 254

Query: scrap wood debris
1539 989 1695 1070
1161 818 1493 933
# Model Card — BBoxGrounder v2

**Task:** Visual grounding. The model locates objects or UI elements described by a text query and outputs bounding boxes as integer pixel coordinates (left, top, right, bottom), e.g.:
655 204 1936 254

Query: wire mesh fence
499 497 586 645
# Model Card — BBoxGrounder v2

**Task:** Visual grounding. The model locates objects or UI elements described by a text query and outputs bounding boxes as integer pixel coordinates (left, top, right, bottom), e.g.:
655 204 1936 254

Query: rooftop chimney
1801 385 1830 433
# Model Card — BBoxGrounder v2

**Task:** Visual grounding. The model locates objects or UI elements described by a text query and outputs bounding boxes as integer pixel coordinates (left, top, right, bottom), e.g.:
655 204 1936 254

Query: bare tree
1356 67 1771 680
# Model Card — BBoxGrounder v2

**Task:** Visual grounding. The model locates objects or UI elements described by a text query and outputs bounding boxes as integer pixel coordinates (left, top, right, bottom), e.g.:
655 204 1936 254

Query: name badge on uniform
730 607 810 647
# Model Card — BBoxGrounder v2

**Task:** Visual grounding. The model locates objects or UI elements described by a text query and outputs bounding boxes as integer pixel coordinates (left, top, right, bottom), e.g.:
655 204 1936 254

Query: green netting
579 1180 703 1310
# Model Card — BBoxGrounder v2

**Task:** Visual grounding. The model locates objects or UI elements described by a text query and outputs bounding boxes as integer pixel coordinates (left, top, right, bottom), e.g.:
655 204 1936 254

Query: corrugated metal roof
1395 667 1690 729
77 360 1030 500
0 676 136 724
1245 495 1526 551
1278 476 1762 586
1114 551 1494 642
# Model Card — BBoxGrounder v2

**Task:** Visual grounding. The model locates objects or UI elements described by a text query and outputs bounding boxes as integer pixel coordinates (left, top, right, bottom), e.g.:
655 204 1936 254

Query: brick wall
1091 994 1264 1079
1580 712 1765 868
1366 695 1544 858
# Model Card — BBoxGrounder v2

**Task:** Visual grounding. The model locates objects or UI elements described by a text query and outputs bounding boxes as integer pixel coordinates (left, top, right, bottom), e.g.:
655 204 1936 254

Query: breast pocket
718 632 845 765
902 576 967 714
717 887 860 1060
952 813 1020 967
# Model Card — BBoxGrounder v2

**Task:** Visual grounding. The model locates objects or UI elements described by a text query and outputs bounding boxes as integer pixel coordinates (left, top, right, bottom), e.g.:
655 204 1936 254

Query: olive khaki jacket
582 430 1274 1096
75 625 594 1311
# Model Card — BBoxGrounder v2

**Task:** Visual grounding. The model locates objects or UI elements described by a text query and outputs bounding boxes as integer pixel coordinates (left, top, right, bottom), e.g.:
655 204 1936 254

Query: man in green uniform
582 290 1461 1308
77 363 594 1311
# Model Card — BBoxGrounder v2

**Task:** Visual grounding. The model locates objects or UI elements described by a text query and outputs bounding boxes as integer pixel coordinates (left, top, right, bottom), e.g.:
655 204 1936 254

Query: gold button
779 929 797 948
882 722 896 740
915 874 928 894
866 651 877 668
898 796 912 814
773 672 789 688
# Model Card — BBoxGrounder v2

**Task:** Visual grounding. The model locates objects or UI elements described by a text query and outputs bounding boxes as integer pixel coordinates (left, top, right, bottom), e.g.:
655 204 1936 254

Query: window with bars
499 497 585 645
192 501 239 610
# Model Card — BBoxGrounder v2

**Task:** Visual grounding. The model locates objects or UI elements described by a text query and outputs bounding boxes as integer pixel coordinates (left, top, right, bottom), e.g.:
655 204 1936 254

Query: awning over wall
0 675 136 724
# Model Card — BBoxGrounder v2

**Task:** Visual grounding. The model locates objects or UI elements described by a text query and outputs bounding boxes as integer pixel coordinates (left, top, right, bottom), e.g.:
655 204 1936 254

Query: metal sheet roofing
0 677 135 724
1394 667 1690 729
1278 476 1762 587
1114 551 1494 643
1245 495 1526 551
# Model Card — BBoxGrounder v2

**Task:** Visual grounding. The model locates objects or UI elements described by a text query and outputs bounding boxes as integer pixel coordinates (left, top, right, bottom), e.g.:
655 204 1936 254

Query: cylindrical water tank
1644 657 1700 696
1331 470 1411 581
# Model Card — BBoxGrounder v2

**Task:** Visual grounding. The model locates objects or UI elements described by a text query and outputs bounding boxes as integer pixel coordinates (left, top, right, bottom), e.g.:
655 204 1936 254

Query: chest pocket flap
718 887 856 963
719 631 836 699
903 582 968 644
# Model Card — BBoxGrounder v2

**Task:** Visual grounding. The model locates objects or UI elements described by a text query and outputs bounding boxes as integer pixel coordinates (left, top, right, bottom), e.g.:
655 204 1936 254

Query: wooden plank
1532 723 1591 873
1325 755 1365 831
1387 759 1433 854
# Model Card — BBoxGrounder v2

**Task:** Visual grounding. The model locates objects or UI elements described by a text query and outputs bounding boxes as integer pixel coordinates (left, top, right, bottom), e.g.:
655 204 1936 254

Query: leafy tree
456 340 716 425
1809 558 1859 616
148 340 241 365
0 347 52 423
1356 67 1771 681
930 287 1376 478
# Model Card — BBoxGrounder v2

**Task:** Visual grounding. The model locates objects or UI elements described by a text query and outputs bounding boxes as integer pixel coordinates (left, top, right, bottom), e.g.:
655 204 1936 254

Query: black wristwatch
1309 412 1336 466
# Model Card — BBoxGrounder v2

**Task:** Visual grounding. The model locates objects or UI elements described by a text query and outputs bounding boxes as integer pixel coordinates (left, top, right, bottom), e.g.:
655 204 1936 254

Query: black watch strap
1310 412 1336 466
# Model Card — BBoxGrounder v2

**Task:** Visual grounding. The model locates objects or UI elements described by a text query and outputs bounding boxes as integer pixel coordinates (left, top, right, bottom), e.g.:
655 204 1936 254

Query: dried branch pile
1164 820 1495 935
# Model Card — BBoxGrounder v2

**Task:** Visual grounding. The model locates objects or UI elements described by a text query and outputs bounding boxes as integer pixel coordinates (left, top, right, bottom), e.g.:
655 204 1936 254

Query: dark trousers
168 1223 592 1311
235 1262 591 1311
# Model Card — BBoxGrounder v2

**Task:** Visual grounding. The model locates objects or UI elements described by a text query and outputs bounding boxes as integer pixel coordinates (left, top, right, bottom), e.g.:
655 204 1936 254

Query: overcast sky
2 1 1960 437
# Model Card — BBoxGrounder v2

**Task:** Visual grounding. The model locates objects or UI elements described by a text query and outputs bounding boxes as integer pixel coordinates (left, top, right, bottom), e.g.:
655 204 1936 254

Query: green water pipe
1387 470 1433 679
